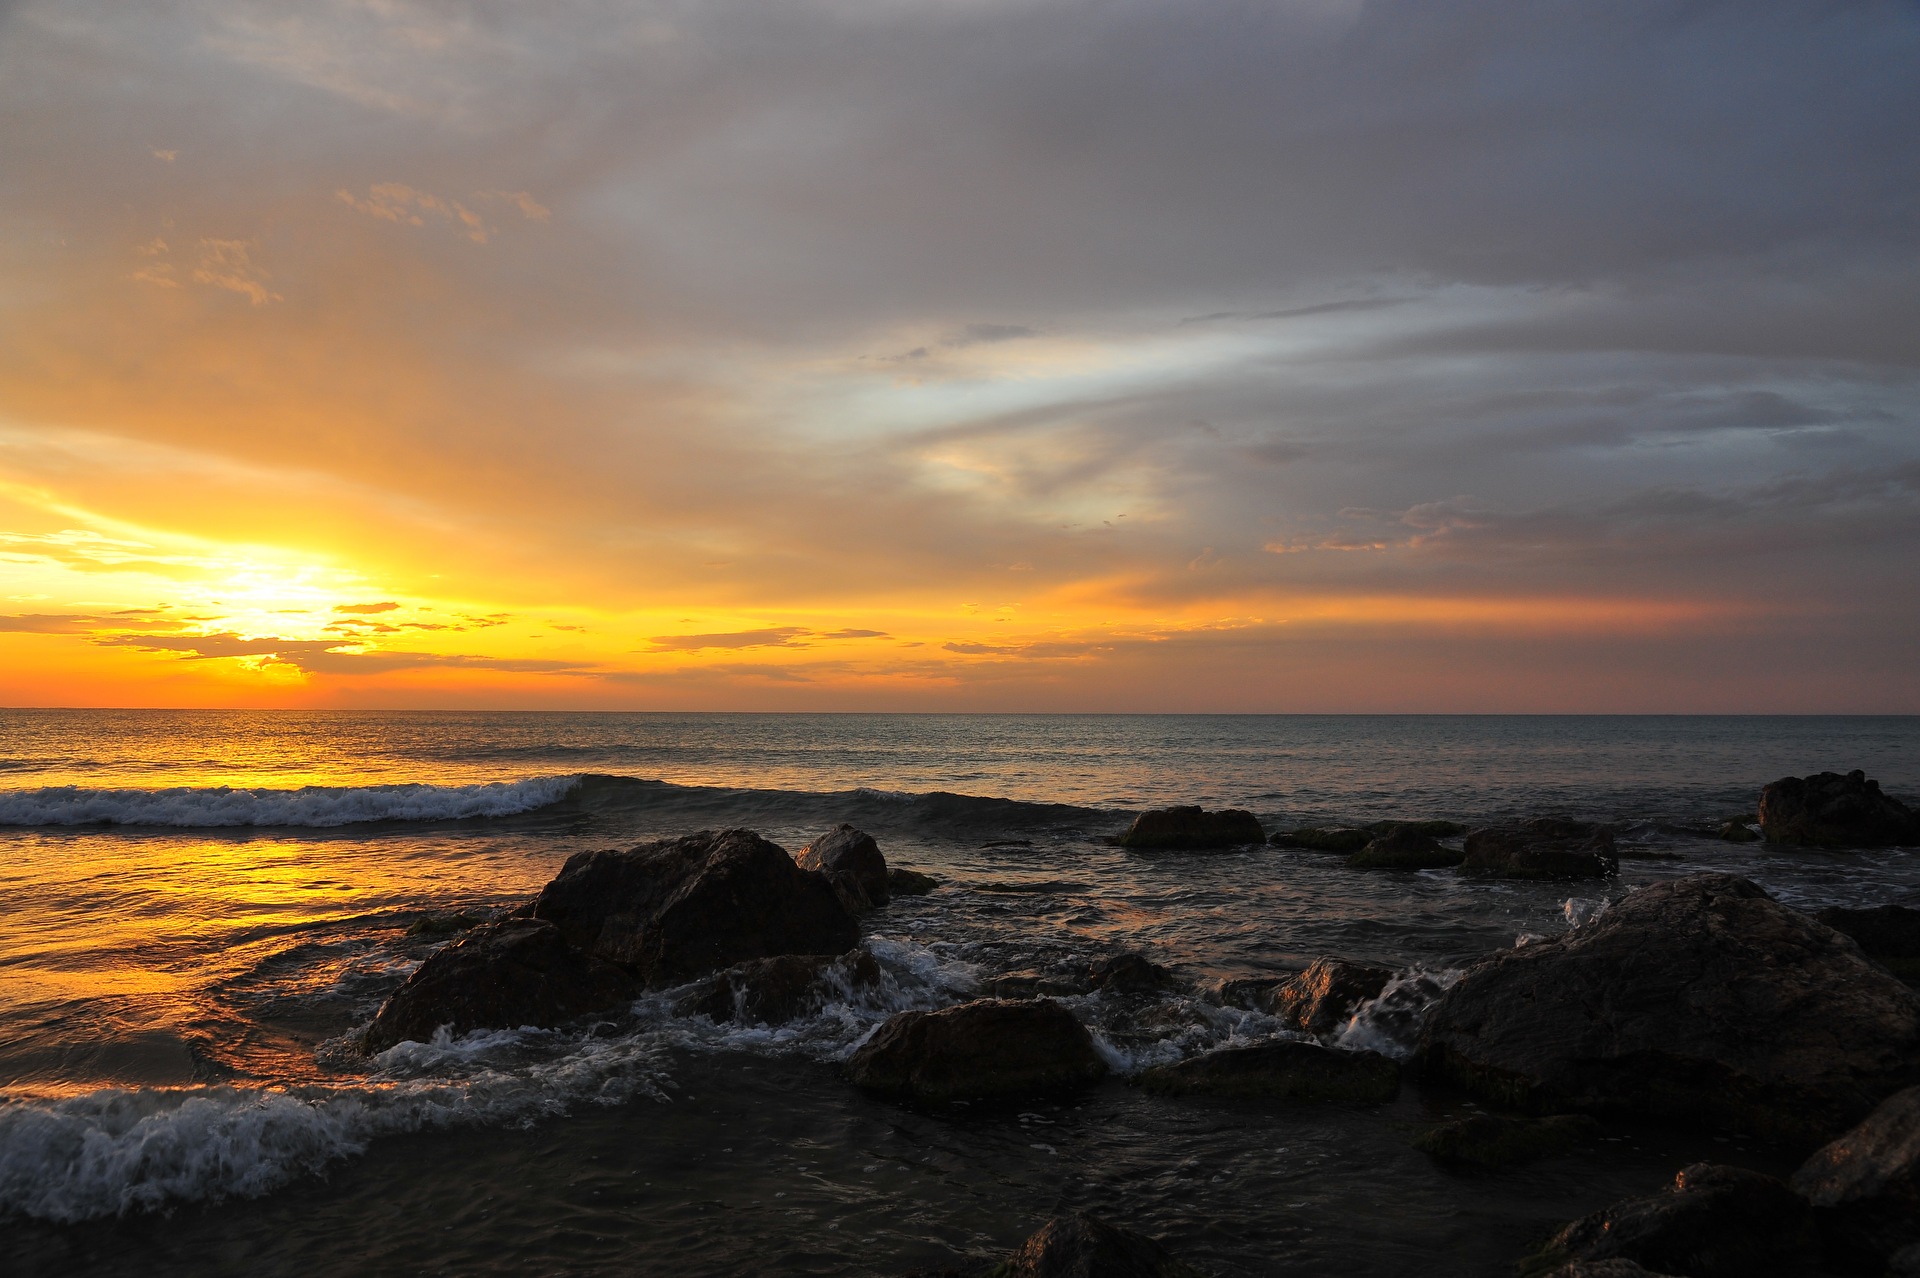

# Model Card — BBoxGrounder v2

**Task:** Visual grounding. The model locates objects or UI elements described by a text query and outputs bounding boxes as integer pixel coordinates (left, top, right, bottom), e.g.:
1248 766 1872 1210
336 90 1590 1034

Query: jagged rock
991 968 1092 999
847 999 1106 1102
1717 820 1760 844
1272 826 1373 852
985 1212 1202 1278
531 828 858 987
1140 1040 1399 1102
1790 1084 1920 1270
1419 874 1920 1148
888 867 940 896
798 823 890 911
1760 771 1920 848
1267 958 1393 1035
1817 905 1920 986
1520 1164 1819 1278
1118 805 1265 850
1413 1113 1599 1170
1460 819 1618 880
675 950 882 1026
1347 824 1463 870
1089 952 1178 994
365 919 636 1052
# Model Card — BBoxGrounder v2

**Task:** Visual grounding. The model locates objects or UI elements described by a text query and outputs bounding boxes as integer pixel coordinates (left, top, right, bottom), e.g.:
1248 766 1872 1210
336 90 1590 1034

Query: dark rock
1089 952 1178 994
365 919 636 1052
404 910 485 937
847 999 1106 1102
990 968 1093 1000
1413 1113 1600 1170
798 823 890 911
1268 958 1393 1035
1419 874 1920 1148
1717 820 1760 844
1537 1264 1680 1278
1118 805 1265 850
1347 824 1463 870
675 950 882 1026
531 828 858 987
1893 1244 1920 1278
1760 770 1920 848
888 867 940 896
1271 826 1372 852
1521 1163 1820 1278
1790 1084 1920 1270
984 1212 1202 1278
1140 1040 1399 1103
1367 819 1472 838
1817 905 1920 986
1460 819 1618 880
1210 976 1286 1011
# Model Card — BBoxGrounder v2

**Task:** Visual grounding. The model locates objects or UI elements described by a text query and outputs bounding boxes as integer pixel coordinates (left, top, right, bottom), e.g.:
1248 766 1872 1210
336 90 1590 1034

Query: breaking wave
0 776 583 828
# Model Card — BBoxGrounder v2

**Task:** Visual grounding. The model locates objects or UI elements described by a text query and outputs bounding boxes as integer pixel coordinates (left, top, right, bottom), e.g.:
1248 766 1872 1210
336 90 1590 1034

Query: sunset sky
2 0 1916 711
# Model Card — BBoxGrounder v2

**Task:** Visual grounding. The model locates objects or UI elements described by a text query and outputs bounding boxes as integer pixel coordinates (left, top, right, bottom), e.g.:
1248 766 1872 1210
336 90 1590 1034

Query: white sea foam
1333 967 1463 1059
0 776 581 828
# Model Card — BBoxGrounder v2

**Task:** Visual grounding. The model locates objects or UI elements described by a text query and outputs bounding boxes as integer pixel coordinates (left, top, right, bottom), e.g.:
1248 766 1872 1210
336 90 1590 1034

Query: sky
1 0 1917 711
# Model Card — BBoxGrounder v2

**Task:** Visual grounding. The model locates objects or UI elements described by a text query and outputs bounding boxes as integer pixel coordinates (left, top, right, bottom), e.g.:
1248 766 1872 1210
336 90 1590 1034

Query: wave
0 777 582 829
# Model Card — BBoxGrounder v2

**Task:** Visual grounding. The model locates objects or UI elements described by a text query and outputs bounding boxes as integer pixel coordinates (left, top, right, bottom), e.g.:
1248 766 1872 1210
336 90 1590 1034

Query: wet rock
1893 1244 1920 1278
985 1212 1203 1278
1760 770 1920 848
1267 958 1393 1035
1140 1040 1399 1102
404 910 486 937
1460 819 1618 880
675 950 882 1026
990 968 1092 1000
531 828 859 987
1271 826 1372 852
1088 952 1178 994
1118 805 1265 850
888 867 940 896
1717 820 1760 844
798 823 890 911
1816 905 1920 986
1790 1084 1920 1270
847 998 1107 1102
1210 975 1286 1011
1419 874 1920 1148
365 919 636 1052
1368 819 1472 838
1413 1113 1600 1171
1520 1163 1820 1278
1347 824 1463 870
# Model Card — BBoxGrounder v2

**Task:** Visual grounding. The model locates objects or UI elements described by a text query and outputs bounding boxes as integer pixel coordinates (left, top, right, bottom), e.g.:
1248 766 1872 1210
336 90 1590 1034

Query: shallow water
1 712 1916 1275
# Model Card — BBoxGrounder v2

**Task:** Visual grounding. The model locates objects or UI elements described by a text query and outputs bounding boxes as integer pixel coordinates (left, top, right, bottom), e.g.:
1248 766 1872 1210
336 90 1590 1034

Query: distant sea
2 711 1917 1276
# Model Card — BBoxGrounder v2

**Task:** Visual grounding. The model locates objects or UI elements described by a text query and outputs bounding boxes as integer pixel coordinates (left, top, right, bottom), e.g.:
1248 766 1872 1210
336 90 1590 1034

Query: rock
1118 805 1265 850
1088 952 1178 994
364 919 636 1052
798 823 890 911
1537 1264 1680 1278
1140 1040 1399 1102
1267 958 1393 1035
404 910 486 937
1271 826 1372 852
1368 819 1472 838
1717 820 1760 844
1520 1163 1820 1278
1460 819 1618 880
1760 770 1920 848
888 867 940 896
1413 1113 1600 1170
847 999 1107 1102
531 828 859 987
1893 1244 1920 1278
1347 824 1463 870
675 950 881 1026
990 968 1092 1000
985 1212 1202 1278
1817 905 1920 986
1210 976 1286 1011
1419 874 1920 1148
1790 1084 1920 1269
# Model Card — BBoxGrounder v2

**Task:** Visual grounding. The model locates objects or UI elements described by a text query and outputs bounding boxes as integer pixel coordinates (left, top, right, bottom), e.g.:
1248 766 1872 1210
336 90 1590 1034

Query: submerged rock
1717 820 1760 844
531 828 859 986
797 823 890 911
1419 873 1920 1148
1088 951 1178 994
1140 1040 1399 1103
985 1212 1202 1278
1459 819 1618 880
675 950 881 1027
990 968 1093 1000
365 919 636 1052
1521 1163 1819 1278
847 999 1106 1102
1790 1084 1920 1270
1118 805 1265 850
1347 824 1463 870
1759 770 1920 848
888 866 940 896
1272 826 1372 852
1816 904 1920 986
1267 958 1393 1035
404 910 486 937
1413 1113 1599 1171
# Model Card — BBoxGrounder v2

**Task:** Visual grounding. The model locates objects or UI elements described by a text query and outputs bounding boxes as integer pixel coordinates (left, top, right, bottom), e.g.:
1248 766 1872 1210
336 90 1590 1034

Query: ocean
2 710 1917 1276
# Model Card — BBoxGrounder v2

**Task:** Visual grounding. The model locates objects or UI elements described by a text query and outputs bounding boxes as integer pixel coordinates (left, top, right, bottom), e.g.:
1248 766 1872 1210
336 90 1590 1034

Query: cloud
191 239 281 304
333 601 401 614
0 613 102 634
94 631 597 676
